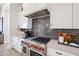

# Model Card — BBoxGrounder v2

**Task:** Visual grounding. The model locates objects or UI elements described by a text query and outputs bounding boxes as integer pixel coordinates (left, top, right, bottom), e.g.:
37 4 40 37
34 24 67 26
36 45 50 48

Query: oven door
30 50 43 56
21 44 30 56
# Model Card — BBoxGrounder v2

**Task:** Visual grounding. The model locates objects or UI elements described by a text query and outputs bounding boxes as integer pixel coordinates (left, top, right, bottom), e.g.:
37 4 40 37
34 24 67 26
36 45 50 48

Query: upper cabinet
49 3 73 29
17 12 32 29
73 3 79 29
23 3 48 16
21 3 79 29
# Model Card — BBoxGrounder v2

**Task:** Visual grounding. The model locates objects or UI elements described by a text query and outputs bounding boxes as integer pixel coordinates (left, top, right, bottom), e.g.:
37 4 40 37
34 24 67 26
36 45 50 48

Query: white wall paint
0 4 11 48
0 3 22 48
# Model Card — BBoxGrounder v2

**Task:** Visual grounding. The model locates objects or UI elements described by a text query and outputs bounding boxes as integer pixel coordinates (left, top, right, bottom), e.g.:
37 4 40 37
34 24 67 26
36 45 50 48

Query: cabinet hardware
56 52 62 55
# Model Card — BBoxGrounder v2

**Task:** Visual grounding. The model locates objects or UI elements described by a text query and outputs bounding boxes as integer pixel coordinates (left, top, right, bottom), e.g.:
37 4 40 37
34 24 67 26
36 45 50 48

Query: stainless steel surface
32 37 50 44
21 37 47 56
21 42 30 56
0 34 4 44
21 37 37 56
25 9 50 19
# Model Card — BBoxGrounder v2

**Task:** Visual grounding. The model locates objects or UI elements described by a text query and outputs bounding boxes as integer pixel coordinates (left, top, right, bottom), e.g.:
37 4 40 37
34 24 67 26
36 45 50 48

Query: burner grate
32 37 50 44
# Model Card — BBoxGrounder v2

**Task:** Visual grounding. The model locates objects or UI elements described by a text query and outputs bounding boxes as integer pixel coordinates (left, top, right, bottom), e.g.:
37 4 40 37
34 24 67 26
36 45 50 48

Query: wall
0 4 11 48
0 3 23 48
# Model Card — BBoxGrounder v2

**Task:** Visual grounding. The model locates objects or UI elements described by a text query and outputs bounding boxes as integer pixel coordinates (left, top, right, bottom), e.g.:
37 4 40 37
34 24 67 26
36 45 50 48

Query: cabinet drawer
47 47 75 56
12 40 21 53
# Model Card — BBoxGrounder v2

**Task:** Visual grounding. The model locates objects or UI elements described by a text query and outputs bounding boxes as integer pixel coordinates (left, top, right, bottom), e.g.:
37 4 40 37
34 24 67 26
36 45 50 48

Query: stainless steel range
21 9 50 56
21 37 50 56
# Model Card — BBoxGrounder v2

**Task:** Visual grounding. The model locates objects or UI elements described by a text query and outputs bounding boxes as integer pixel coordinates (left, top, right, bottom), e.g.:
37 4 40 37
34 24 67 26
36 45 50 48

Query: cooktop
32 37 50 44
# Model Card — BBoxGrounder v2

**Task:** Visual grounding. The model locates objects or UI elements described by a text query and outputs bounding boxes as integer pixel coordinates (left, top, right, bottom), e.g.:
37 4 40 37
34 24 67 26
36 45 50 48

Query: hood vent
25 9 50 19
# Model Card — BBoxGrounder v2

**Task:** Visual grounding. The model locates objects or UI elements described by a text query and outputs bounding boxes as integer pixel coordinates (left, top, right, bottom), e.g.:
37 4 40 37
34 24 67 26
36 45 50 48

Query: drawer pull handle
56 52 62 55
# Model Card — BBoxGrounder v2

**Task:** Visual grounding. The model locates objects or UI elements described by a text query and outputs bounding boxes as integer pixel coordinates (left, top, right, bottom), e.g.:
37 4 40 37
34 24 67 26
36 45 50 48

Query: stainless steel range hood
25 9 50 19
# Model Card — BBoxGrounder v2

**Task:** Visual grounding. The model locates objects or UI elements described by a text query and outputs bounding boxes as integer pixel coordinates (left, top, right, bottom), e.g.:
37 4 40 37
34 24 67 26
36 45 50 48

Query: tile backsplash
50 29 79 40
32 16 79 40
32 17 50 37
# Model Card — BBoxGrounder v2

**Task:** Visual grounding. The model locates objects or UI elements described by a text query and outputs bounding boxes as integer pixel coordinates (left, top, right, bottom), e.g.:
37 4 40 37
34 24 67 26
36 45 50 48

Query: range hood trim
25 9 50 19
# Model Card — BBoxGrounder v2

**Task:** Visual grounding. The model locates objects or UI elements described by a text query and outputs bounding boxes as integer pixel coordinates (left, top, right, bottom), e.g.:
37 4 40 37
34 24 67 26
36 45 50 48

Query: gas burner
32 37 50 44
23 36 34 38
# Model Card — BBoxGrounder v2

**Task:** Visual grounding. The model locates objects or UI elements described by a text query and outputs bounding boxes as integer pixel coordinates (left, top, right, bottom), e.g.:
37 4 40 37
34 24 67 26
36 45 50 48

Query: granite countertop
47 39 79 56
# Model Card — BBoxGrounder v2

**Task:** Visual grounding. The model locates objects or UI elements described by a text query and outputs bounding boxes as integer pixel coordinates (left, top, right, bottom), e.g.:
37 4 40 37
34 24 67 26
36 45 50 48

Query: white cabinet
47 47 75 56
23 3 48 16
12 36 21 53
73 3 79 29
18 12 32 29
49 3 73 29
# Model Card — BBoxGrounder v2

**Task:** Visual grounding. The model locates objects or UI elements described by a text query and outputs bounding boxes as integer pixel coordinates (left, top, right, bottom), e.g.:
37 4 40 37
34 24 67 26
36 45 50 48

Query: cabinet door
28 18 32 29
47 47 75 56
73 3 79 29
23 3 47 16
49 3 72 29
18 12 28 28
12 36 21 53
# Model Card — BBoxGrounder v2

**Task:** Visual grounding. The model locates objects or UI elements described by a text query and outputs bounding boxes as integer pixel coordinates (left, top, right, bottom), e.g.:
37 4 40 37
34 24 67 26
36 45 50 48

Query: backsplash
32 17 50 37
32 17 79 40
50 29 79 40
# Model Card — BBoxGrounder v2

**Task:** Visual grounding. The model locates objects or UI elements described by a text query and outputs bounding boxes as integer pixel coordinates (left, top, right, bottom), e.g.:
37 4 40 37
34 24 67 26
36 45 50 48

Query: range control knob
41 48 44 51
24 42 26 44
34 46 37 49
21 41 24 43
38 47 41 50
34 45 36 48
31 45 33 47
27 43 29 45
35 46 38 49
32 45 34 48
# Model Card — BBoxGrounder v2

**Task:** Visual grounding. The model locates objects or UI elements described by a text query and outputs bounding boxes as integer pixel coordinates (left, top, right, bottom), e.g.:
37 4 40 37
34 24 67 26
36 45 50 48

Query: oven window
30 50 42 56
23 46 27 53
